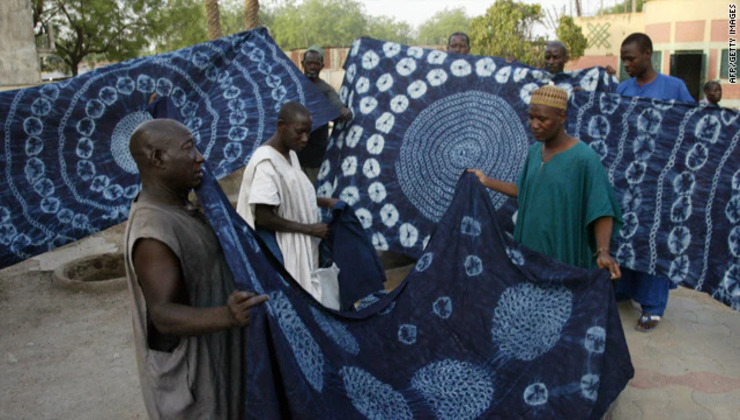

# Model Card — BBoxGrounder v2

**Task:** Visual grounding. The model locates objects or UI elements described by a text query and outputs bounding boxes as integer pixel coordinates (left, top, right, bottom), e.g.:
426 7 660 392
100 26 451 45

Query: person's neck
636 67 658 86
542 130 576 155
265 135 290 160
138 181 190 208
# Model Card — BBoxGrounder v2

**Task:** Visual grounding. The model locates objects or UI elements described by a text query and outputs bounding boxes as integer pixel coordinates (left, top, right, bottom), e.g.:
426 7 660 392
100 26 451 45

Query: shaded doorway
670 51 705 101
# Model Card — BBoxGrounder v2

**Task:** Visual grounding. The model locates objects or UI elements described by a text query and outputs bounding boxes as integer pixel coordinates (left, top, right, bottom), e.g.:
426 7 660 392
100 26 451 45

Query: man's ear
149 147 166 169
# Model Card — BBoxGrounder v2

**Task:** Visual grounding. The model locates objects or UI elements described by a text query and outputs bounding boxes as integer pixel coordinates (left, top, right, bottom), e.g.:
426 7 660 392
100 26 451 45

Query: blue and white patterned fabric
320 37 740 310
196 166 633 419
318 37 616 259
568 93 740 310
0 28 339 268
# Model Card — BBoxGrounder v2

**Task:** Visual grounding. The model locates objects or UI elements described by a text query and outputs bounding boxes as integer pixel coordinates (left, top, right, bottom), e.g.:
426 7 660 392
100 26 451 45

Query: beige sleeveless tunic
124 197 247 419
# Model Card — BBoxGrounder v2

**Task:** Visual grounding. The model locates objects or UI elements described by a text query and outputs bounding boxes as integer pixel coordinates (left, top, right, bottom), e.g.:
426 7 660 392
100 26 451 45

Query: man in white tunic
237 102 338 304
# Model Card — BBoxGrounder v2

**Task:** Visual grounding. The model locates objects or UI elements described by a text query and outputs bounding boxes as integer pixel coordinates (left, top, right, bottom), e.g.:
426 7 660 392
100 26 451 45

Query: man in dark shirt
544 41 569 74
299 45 353 184
447 32 471 54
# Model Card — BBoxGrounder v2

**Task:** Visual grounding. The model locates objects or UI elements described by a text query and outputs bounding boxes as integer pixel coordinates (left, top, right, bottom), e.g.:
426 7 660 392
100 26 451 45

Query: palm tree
244 0 259 30
205 0 223 40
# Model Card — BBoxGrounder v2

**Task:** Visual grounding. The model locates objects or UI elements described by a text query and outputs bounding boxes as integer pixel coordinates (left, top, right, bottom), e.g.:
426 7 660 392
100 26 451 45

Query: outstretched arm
592 216 621 280
254 204 329 239
133 238 269 337
467 169 518 197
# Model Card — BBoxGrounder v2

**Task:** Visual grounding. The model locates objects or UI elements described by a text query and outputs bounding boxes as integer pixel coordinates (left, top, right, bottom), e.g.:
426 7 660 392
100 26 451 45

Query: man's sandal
635 313 661 332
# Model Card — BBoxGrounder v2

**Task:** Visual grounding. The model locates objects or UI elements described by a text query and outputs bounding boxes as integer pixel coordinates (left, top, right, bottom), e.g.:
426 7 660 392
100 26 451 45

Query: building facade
571 0 739 107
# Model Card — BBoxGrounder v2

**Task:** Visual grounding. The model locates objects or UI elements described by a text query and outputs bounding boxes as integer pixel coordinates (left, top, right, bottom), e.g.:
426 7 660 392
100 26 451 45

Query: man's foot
635 313 661 332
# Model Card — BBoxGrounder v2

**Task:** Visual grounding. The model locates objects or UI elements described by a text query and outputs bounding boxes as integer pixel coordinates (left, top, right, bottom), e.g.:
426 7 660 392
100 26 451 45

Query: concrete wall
0 0 40 87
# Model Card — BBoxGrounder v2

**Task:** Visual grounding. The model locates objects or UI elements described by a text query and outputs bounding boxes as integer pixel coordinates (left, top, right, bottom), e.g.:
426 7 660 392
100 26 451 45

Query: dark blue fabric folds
196 166 633 420
326 201 386 310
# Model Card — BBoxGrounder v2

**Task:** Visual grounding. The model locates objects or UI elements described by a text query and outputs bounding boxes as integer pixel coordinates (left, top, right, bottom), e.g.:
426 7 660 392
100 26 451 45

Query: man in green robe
468 85 622 278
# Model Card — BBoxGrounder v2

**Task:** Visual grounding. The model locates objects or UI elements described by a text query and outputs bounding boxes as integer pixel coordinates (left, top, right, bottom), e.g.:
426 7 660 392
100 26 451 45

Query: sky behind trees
360 0 627 34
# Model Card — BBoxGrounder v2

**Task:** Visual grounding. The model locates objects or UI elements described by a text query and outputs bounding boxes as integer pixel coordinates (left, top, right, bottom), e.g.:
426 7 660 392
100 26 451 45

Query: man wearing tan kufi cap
468 85 622 279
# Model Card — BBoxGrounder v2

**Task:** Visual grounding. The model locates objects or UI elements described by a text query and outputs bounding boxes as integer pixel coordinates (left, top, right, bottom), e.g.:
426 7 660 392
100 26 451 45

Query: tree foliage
555 16 587 61
263 0 413 50
417 7 470 46
267 0 367 49
468 0 546 67
154 0 208 53
367 16 415 45
40 0 163 76
153 0 270 53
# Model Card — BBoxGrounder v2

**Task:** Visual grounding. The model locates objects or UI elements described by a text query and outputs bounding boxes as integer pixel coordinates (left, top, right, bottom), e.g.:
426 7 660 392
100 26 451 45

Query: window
721 48 729 79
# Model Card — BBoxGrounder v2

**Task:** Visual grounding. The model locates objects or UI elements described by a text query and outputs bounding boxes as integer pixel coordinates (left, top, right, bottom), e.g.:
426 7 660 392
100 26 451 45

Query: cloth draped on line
0 27 339 269
196 166 634 420
320 36 740 310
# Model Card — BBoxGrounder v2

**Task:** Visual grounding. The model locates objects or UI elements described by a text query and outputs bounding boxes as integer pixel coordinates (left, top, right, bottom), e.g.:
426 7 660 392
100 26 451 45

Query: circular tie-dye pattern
523 382 548 406
411 359 495 420
395 91 528 221
584 326 606 354
339 366 413 420
491 283 573 361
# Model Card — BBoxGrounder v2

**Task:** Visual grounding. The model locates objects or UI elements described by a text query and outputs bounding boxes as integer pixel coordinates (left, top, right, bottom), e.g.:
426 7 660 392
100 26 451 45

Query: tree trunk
244 0 259 30
205 0 223 40
574 0 581 16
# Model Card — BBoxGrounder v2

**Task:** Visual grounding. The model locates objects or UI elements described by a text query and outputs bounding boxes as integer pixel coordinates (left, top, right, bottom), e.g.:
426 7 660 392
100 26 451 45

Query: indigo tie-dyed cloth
319 37 740 310
196 167 633 420
0 28 339 268
318 37 616 258
567 93 740 309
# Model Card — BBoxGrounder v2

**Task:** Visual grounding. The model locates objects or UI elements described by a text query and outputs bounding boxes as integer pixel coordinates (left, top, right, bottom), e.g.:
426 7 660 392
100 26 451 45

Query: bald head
544 41 569 74
129 119 191 172
129 118 204 194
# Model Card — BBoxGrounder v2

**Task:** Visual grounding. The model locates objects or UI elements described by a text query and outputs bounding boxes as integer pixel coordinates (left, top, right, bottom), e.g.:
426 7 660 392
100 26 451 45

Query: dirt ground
0 214 412 419
0 224 146 419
